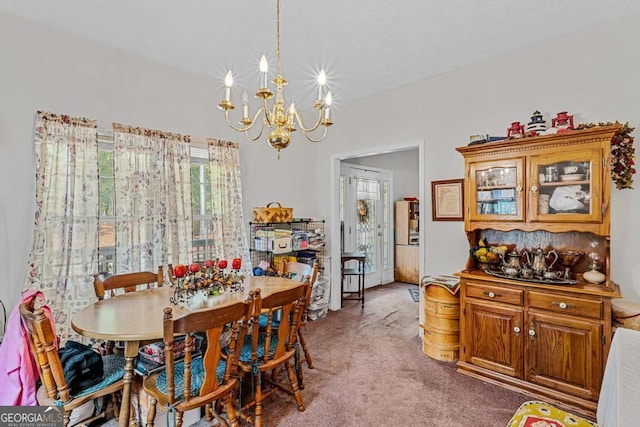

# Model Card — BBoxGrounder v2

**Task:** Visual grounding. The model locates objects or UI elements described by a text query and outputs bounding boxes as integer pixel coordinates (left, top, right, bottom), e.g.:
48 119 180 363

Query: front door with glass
340 164 393 288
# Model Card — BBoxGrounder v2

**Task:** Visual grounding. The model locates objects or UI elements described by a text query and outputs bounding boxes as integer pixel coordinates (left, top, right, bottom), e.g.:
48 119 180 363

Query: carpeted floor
102 282 529 426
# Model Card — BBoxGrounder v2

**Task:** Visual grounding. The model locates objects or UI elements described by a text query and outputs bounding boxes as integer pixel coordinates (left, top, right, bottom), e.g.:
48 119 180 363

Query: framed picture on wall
431 179 464 221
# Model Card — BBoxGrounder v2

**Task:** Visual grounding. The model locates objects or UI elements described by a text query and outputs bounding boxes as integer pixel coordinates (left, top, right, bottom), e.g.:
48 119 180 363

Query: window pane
192 218 214 263
98 149 114 176
356 199 376 274
98 144 115 273
382 181 390 270
99 221 115 274
96 134 225 273
191 163 212 216
99 177 115 216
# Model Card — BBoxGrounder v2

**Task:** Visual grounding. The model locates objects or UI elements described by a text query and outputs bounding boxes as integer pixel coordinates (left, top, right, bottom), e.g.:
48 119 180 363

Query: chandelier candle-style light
218 0 333 158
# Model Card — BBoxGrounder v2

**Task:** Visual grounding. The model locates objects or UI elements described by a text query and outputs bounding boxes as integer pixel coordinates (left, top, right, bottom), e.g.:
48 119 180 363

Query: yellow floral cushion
508 401 598 427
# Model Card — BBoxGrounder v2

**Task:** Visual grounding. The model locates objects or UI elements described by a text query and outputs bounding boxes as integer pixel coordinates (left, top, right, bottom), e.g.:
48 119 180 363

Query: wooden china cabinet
455 125 622 418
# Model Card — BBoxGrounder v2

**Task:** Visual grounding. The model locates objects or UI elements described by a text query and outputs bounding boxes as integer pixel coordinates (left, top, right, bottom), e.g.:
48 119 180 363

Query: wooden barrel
422 285 460 361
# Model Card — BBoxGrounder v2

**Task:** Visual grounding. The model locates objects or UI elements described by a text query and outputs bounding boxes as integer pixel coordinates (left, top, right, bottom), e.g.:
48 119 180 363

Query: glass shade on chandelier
218 0 334 158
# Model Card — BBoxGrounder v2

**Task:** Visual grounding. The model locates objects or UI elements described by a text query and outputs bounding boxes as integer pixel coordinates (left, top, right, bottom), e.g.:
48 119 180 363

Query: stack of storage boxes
250 219 329 319
307 256 330 321
254 228 292 254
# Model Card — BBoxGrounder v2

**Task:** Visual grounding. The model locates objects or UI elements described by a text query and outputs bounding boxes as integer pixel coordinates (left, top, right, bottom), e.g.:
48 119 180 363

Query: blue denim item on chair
239 334 279 364
155 356 227 399
257 310 282 328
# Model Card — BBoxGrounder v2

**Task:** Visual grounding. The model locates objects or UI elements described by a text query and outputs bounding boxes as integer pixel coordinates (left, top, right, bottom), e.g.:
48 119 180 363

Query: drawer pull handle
514 321 521 337
484 291 502 298
552 301 576 310
529 323 536 340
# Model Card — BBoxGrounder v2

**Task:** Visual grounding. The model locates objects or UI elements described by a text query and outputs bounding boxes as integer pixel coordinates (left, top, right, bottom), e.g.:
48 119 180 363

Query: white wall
3 11 640 314
317 13 640 303
343 149 419 202
0 12 316 310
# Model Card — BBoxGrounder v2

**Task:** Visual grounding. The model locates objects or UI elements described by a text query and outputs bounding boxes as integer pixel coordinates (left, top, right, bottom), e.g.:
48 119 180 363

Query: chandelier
218 0 333 158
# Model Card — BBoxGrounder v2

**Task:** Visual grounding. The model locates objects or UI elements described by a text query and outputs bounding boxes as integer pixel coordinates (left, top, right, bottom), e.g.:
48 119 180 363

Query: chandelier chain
276 0 282 76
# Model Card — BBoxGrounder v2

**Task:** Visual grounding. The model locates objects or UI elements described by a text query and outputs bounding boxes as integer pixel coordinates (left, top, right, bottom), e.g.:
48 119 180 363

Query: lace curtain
355 177 380 200
25 112 100 342
207 139 251 274
112 123 193 272
24 114 249 342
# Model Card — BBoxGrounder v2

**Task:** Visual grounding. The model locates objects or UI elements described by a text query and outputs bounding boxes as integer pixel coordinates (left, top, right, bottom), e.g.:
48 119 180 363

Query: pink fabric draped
0 290 57 406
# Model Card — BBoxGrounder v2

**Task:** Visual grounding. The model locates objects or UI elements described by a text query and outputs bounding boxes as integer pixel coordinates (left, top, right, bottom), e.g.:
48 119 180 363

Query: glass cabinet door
528 148 602 222
469 158 525 222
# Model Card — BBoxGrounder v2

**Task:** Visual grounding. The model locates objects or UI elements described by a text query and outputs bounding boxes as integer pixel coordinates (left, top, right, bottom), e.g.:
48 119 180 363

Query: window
98 133 116 273
97 134 216 273
190 146 215 264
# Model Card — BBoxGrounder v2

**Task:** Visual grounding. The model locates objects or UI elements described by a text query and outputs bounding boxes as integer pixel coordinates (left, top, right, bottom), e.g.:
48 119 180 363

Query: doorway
330 140 425 311
340 164 393 288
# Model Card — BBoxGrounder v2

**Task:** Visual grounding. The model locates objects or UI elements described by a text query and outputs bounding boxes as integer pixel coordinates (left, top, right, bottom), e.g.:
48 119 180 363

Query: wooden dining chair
238 283 308 427
278 261 318 388
93 266 164 300
93 266 164 354
19 301 127 427
141 298 252 427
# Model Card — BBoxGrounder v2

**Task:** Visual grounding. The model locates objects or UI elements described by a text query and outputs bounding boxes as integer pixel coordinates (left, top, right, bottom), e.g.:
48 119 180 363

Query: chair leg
296 362 304 390
175 411 183 427
254 372 264 427
224 393 239 427
298 329 314 369
146 397 157 427
295 345 305 390
205 403 213 422
285 360 305 412
110 392 121 420
210 411 230 427
270 367 278 382
129 403 137 427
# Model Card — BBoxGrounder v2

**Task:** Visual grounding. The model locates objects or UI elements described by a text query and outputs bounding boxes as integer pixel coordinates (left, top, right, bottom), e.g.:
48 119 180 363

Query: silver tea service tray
485 269 579 285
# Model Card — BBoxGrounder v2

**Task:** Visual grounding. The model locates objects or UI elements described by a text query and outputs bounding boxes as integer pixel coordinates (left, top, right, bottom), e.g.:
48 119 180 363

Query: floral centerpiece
169 257 245 306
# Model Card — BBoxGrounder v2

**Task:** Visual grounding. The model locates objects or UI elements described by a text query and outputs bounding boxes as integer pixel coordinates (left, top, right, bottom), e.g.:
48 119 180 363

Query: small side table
341 252 366 308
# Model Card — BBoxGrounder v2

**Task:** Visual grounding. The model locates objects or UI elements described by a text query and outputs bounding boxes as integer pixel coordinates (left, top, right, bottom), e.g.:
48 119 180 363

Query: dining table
71 275 304 427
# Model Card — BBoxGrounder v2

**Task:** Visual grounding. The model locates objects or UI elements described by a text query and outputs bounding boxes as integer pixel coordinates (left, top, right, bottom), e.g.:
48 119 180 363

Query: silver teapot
501 250 526 269
501 265 520 277
525 246 559 277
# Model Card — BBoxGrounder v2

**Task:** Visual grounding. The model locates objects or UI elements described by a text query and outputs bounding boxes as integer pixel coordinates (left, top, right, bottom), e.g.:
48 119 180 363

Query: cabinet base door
462 301 523 378
525 311 602 401
394 244 419 284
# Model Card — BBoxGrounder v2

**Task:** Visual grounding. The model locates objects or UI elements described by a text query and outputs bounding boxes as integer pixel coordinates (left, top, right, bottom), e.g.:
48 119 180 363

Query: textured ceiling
2 0 640 107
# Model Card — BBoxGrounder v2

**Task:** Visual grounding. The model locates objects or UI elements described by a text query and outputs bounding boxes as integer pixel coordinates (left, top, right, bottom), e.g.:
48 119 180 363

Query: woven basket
253 202 293 223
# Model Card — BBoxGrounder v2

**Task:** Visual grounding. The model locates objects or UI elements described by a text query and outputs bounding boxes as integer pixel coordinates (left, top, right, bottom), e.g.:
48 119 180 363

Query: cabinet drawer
465 282 523 305
528 291 603 320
